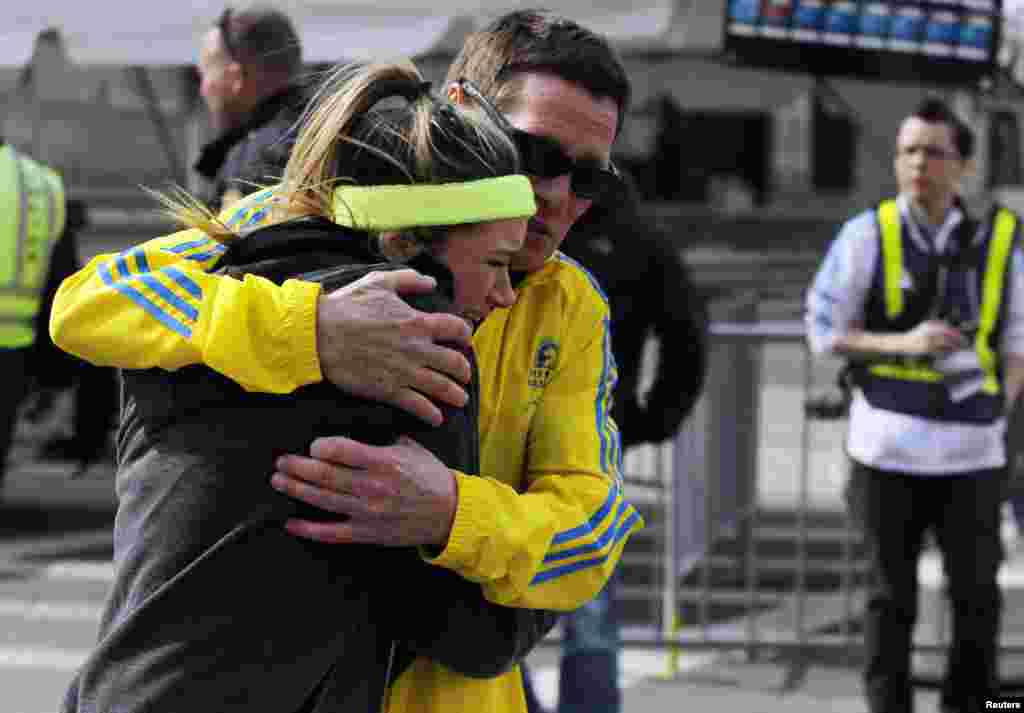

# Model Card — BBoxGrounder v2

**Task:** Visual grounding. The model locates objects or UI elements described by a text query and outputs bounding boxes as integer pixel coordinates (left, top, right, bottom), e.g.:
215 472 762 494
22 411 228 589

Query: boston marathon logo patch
529 339 560 388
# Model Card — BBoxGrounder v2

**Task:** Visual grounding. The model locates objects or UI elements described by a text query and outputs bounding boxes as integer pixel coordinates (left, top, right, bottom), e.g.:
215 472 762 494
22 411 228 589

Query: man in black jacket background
563 183 708 451
193 5 307 210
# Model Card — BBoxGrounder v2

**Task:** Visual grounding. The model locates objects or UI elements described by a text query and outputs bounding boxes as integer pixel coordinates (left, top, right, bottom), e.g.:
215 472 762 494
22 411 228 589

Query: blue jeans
558 575 621 713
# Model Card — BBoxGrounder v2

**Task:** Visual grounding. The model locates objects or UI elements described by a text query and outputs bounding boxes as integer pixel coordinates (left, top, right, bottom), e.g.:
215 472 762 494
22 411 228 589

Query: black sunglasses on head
454 79 623 203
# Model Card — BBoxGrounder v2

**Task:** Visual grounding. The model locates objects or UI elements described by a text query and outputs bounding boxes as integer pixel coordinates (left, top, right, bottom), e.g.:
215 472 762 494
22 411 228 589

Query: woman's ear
379 231 423 261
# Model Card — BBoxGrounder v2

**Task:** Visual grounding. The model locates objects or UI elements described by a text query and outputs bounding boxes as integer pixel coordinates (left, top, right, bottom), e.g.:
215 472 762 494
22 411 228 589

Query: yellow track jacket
50 195 644 713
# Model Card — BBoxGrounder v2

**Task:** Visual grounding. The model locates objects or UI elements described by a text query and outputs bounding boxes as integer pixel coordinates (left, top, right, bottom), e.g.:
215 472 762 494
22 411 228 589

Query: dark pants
68 361 119 448
0 347 31 484
848 460 1004 713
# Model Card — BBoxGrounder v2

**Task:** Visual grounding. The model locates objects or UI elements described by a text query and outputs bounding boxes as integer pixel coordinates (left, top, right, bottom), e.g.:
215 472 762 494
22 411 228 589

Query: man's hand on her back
317 269 473 427
271 435 458 547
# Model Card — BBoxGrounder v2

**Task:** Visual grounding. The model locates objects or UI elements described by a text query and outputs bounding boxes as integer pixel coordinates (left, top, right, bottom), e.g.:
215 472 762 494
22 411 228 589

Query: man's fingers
271 473 363 515
369 268 438 296
285 519 398 546
411 365 469 409
416 331 473 384
275 452 353 487
304 437 404 497
274 449 393 499
391 389 444 428
284 519 356 545
306 436 379 470
416 311 473 349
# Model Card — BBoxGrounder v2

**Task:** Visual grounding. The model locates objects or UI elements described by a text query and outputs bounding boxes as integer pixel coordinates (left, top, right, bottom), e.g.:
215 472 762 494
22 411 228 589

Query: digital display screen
724 1 1001 84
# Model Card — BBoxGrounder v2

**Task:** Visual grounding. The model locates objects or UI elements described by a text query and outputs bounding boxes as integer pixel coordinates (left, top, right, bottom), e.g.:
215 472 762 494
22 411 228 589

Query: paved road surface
7 458 1024 713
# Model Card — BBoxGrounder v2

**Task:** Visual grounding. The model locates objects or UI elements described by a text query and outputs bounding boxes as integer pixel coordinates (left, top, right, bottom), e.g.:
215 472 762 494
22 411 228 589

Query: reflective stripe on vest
870 199 1016 394
878 199 904 320
977 208 1017 394
0 145 65 348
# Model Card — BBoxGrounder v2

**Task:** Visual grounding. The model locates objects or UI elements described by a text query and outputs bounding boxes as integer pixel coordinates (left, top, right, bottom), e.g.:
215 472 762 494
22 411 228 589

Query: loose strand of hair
142 184 241 244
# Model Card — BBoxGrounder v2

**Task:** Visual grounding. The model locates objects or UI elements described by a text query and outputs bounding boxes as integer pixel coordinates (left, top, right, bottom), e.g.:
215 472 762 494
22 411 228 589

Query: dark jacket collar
221 216 456 302
194 84 306 181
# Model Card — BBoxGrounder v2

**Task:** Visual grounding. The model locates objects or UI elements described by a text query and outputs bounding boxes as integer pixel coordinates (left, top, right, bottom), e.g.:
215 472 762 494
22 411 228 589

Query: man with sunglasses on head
807 97 1024 713
194 4 306 210
50 10 641 713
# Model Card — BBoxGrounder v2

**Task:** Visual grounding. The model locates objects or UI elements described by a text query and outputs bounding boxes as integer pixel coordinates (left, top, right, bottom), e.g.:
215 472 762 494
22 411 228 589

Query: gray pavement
0 457 995 713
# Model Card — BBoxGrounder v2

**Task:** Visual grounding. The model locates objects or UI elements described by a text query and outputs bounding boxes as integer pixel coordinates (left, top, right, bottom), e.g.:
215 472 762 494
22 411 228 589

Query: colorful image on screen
728 0 761 35
858 3 891 49
761 0 795 38
793 0 828 36
722 0 1001 83
958 13 994 59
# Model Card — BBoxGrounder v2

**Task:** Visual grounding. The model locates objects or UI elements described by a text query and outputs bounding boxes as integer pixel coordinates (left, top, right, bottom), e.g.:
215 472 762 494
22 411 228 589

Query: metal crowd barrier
618 301 1024 688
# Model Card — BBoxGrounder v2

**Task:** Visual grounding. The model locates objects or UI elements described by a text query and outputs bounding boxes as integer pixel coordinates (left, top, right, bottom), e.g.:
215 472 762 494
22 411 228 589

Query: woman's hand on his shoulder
316 268 473 426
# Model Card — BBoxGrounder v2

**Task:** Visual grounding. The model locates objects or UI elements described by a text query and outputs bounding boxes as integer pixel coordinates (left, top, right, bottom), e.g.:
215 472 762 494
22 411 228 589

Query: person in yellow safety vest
806 97 1024 713
0 141 66 487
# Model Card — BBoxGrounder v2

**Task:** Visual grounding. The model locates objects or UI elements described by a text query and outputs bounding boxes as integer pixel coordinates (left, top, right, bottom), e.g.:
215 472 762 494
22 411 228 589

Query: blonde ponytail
281 60 427 218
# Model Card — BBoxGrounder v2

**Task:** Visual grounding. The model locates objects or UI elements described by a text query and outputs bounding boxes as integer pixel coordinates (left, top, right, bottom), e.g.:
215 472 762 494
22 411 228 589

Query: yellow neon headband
331 175 536 231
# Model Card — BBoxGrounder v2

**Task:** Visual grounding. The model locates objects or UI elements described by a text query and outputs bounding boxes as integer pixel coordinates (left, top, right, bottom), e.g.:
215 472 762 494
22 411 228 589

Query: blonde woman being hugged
59 61 551 713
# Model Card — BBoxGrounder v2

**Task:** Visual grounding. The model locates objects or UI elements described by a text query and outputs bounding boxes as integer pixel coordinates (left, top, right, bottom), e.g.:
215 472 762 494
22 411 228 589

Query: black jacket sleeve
396 560 560 679
632 231 708 445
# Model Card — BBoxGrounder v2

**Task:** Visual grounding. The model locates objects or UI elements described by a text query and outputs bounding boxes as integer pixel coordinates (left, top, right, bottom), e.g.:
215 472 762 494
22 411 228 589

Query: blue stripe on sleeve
226 189 277 227
542 499 632 563
99 262 192 337
594 317 615 473
530 510 640 585
605 347 622 481
531 553 611 585
162 267 203 300
242 208 268 228
115 255 131 279
132 248 151 274
182 249 226 263
164 237 213 254
136 275 200 322
227 205 248 227
550 482 619 546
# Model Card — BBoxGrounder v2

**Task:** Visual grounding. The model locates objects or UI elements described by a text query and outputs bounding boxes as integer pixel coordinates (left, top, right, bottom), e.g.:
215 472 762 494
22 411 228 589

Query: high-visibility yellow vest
867 198 1015 408
0 144 65 348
